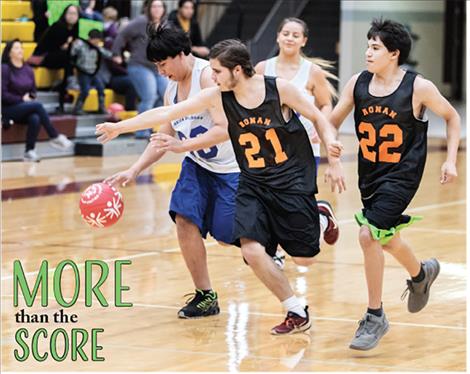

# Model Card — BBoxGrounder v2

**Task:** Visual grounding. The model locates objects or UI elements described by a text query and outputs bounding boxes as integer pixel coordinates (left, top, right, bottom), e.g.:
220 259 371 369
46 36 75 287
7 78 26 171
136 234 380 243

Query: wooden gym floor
1 136 466 371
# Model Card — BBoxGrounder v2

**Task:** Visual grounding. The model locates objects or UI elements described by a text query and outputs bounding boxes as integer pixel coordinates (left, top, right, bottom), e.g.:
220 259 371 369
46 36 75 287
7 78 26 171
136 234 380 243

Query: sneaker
49 134 74 150
178 289 220 319
349 312 389 350
401 258 440 313
317 200 339 245
272 249 286 270
271 306 311 335
23 149 41 162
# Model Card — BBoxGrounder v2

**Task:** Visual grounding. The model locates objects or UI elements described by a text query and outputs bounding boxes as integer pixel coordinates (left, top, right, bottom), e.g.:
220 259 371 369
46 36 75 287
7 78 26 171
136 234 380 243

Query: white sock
319 214 328 234
281 295 306 317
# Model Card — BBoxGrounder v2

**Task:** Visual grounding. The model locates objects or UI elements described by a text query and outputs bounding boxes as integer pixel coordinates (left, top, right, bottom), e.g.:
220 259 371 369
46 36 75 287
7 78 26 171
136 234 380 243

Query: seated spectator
80 0 103 21
2 40 74 162
168 0 209 58
30 4 80 113
70 29 113 115
112 0 168 138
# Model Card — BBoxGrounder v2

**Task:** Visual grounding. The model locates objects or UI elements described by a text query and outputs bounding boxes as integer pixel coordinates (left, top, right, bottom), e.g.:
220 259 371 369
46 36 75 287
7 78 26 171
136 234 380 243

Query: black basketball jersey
353 70 428 198
221 76 317 194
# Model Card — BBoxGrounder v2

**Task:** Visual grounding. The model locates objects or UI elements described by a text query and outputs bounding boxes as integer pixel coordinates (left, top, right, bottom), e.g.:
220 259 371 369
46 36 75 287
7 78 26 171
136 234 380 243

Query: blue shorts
169 157 239 244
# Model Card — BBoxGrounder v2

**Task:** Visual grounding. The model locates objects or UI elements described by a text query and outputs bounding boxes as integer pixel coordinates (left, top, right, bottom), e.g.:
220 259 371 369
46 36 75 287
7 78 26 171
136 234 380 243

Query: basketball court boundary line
1 294 465 331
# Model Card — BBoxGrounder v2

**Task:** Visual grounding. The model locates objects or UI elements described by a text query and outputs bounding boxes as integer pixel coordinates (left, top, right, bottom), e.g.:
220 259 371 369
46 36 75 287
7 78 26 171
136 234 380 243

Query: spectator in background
70 29 112 115
31 4 80 113
30 0 49 43
112 0 168 138
102 6 120 49
2 40 73 162
79 0 104 21
168 0 209 58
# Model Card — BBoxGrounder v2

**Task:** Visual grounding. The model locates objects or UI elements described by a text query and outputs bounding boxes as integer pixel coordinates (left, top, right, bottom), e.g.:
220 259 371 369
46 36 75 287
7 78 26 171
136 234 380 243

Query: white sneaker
49 134 74 150
23 149 41 162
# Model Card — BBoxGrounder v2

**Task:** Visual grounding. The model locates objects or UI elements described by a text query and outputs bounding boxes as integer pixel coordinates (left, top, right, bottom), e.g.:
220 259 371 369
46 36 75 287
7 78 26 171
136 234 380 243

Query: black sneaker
178 289 220 318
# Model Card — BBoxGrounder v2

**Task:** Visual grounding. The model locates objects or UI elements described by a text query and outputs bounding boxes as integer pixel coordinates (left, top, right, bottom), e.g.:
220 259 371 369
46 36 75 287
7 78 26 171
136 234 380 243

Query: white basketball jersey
167 58 239 173
265 56 321 157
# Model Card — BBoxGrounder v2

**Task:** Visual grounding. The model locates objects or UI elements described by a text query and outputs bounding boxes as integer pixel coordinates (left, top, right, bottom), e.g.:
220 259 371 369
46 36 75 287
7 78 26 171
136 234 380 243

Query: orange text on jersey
361 106 397 119
238 116 272 128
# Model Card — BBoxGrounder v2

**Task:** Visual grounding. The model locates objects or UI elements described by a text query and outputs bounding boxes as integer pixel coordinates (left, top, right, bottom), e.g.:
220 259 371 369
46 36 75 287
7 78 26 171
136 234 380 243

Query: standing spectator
168 0 209 58
70 29 112 114
80 0 104 21
2 40 74 162
30 0 49 42
112 0 168 138
102 6 120 49
31 4 80 113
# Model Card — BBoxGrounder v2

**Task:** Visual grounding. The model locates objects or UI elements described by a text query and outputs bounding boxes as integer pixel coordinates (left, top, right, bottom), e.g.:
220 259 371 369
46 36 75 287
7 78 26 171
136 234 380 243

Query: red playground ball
79 183 124 228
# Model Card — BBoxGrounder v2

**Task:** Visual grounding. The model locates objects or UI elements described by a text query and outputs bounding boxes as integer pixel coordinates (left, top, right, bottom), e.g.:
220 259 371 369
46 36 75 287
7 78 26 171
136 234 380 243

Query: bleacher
1 0 143 161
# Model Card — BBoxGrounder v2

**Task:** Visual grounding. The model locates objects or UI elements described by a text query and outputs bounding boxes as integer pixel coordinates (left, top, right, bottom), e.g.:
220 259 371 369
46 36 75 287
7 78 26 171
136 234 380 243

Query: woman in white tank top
255 17 339 267
255 17 337 162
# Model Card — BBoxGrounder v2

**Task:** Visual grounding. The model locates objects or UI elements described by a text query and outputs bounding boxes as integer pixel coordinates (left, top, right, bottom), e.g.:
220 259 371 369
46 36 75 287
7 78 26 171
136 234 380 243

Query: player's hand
327 140 343 158
150 133 185 153
104 169 138 188
96 122 120 144
324 160 346 193
440 161 457 184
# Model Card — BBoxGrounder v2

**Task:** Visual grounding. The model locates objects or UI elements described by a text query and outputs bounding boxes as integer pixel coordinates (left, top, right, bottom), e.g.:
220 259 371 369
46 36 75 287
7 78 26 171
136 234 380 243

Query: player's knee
358 226 375 249
175 214 194 230
241 241 265 265
292 256 316 266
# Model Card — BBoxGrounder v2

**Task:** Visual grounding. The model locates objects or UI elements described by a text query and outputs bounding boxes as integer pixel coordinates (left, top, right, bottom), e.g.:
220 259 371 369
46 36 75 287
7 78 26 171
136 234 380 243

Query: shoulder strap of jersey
265 76 287 123
353 70 373 101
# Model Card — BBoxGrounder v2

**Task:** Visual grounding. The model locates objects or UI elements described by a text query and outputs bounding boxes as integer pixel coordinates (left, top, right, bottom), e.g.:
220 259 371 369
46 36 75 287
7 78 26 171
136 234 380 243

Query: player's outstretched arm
150 93 229 153
104 122 175 187
277 78 346 193
415 77 461 184
277 78 343 159
95 87 219 143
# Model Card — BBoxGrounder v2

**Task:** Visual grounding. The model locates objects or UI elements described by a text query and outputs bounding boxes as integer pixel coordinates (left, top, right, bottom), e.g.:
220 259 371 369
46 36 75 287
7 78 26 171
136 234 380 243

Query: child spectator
2 40 74 162
70 29 112 115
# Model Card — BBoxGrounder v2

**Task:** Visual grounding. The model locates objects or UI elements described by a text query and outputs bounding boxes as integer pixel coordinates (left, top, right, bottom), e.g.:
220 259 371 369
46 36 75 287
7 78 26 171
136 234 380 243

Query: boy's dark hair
146 23 191 62
88 29 103 39
367 18 412 65
209 39 255 77
178 0 194 9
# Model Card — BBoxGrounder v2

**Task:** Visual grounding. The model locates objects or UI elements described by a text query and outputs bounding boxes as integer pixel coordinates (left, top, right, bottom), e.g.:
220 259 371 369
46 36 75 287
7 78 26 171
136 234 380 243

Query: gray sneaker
349 312 389 351
402 258 440 313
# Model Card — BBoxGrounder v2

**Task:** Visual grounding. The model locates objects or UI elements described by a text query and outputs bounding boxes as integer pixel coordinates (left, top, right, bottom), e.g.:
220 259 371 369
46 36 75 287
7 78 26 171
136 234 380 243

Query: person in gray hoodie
111 0 168 138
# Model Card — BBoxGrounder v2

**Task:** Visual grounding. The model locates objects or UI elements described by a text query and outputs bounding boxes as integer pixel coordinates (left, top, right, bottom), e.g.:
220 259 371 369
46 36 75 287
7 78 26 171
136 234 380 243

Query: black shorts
234 181 320 258
361 189 415 230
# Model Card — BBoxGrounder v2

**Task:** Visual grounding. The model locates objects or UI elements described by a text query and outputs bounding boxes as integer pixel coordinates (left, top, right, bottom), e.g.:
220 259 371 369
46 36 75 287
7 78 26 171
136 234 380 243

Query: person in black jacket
168 0 209 58
31 4 80 112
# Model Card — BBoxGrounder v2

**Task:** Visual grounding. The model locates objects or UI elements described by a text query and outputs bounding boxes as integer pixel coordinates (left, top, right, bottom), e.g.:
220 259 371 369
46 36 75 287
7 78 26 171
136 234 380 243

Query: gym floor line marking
1 199 464 282
1 295 465 331
0 242 220 282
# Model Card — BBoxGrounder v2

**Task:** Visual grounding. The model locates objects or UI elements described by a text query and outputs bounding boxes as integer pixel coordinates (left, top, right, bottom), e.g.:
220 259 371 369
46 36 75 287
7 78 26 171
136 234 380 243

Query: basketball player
329 19 460 350
102 27 340 321
103 26 238 319
96 38 346 334
255 17 341 264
